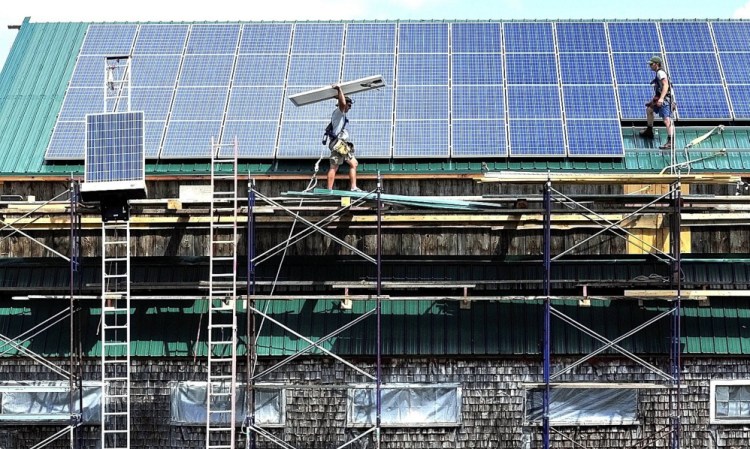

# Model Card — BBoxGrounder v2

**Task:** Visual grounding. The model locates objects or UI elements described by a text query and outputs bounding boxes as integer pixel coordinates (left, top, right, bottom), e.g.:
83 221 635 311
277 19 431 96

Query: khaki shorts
330 150 356 166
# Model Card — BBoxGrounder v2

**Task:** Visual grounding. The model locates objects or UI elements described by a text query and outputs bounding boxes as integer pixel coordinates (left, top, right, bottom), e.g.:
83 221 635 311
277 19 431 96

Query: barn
0 17 749 449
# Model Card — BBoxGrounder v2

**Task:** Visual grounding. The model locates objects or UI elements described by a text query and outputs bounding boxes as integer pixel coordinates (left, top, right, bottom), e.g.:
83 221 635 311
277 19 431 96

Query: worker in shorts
326 84 361 192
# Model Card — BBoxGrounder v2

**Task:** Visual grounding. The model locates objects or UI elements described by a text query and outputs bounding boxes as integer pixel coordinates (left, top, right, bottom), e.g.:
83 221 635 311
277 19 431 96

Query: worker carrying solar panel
324 84 362 192
639 56 675 150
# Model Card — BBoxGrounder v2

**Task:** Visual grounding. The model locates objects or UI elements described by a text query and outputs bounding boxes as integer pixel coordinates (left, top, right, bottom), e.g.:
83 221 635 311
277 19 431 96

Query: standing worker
639 56 675 150
325 84 362 192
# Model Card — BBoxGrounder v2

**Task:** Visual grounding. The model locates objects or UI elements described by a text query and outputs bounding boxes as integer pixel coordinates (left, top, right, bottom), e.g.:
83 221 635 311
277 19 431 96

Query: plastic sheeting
348 384 461 427
526 388 638 425
0 381 100 424
170 382 283 426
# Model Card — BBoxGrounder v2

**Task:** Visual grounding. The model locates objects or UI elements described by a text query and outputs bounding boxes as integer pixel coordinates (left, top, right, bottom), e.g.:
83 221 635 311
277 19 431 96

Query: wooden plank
624 290 750 298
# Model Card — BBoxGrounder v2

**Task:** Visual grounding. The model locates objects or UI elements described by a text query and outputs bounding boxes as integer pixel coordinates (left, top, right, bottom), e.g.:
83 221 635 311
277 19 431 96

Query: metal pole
247 181 257 449
543 180 552 449
376 172 383 449
671 181 682 449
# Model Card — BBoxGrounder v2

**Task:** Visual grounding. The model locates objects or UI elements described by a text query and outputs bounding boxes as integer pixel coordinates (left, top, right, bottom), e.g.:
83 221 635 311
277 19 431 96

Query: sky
1 0 750 69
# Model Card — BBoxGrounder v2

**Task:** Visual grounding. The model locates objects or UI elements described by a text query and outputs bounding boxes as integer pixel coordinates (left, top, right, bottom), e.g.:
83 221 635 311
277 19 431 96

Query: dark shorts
653 101 673 119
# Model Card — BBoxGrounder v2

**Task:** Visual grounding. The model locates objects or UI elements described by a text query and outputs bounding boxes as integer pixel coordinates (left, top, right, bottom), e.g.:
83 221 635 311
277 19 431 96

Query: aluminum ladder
100 221 131 449
206 137 239 449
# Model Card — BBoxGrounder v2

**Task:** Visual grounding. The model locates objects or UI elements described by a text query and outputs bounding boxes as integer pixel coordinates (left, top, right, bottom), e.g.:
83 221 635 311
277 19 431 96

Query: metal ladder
207 137 239 449
100 221 131 449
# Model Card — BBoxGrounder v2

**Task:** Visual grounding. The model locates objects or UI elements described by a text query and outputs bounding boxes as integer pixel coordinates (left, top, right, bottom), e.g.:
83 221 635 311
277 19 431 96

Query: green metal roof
1 299 749 358
1 19 750 177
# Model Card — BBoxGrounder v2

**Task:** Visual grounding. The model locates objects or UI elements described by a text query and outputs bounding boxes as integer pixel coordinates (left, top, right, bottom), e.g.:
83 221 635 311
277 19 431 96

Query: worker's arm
333 84 346 112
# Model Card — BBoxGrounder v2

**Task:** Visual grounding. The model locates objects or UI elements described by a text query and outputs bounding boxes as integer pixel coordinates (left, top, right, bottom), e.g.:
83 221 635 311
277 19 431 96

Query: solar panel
276 120 329 159
558 53 613 84
507 85 562 119
59 88 105 121
144 121 165 158
727 85 750 119
393 120 448 158
452 54 503 85
287 54 342 86
395 86 449 120
131 55 181 87
504 22 554 53
612 53 657 84
185 24 240 54
338 87 393 121
170 87 229 121
131 88 174 121
70 56 108 87
239 23 292 54
556 22 608 53
342 54 394 83
46 122 86 160
673 84 730 119
220 121 278 158
345 121 392 158
567 119 624 157
660 22 714 52
451 22 501 53
227 87 284 120
291 23 344 54
133 24 188 55
505 53 558 84
666 53 722 84
398 23 448 53
161 121 222 158
234 55 289 86
562 85 618 119
452 86 504 119
606 22 660 52
452 120 507 158
397 54 449 85
718 53 750 84
179 55 234 87
711 21 750 51
616 84 656 120
508 120 565 157
84 111 145 184
80 24 137 55
345 23 396 53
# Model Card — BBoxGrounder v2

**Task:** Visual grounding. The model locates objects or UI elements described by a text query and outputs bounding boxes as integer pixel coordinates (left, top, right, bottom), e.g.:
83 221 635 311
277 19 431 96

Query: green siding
2 299 749 358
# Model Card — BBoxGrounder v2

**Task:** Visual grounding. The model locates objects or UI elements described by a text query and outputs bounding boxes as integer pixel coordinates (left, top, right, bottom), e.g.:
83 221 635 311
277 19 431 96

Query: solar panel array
46 20 750 161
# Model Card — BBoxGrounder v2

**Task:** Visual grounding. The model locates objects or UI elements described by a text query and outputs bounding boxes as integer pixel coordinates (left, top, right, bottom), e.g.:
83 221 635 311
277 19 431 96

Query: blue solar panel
227 87 284 120
220 121 278 158
452 86 504 119
556 22 607 53
144 121 164 158
287 54 341 86
718 53 750 84
452 120 507 158
673 84 730 119
504 22 554 53
186 24 240 54
562 85 618 119
712 21 750 51
343 54 394 84
234 55 288 86
451 22 501 53
660 22 714 52
283 87 334 120
133 24 188 54
239 23 292 54
344 120 392 158
70 56 107 87
397 54 449 85
616 84 656 120
291 23 344 54
80 24 137 55
161 120 222 158
727 85 750 119
85 112 144 183
170 87 228 121
276 120 329 159
666 53 722 84
558 53 613 84
179 55 234 87
612 53 657 84
345 23 396 53
508 120 565 157
452 54 503 85
505 53 558 84
132 55 181 87
395 86 449 120
131 88 174 121
394 120 448 158
606 22 660 52
567 119 624 157
507 85 561 119
46 122 86 160
59 88 104 121
398 23 448 53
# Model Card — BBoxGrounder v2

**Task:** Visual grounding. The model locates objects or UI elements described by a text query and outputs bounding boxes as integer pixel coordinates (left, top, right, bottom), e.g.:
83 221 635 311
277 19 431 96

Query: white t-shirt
331 108 347 137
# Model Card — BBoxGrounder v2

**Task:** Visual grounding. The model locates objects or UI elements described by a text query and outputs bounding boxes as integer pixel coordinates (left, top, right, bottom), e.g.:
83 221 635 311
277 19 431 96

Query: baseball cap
648 56 663 65
345 96 354 105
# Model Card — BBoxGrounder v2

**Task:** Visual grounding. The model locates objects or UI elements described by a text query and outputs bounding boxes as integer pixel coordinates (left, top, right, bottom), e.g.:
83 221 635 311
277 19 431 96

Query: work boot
659 137 673 150
639 127 654 139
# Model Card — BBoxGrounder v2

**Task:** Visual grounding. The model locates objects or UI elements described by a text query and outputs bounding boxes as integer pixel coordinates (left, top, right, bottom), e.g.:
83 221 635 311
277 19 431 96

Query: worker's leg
327 163 339 190
640 106 655 138
347 156 359 191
